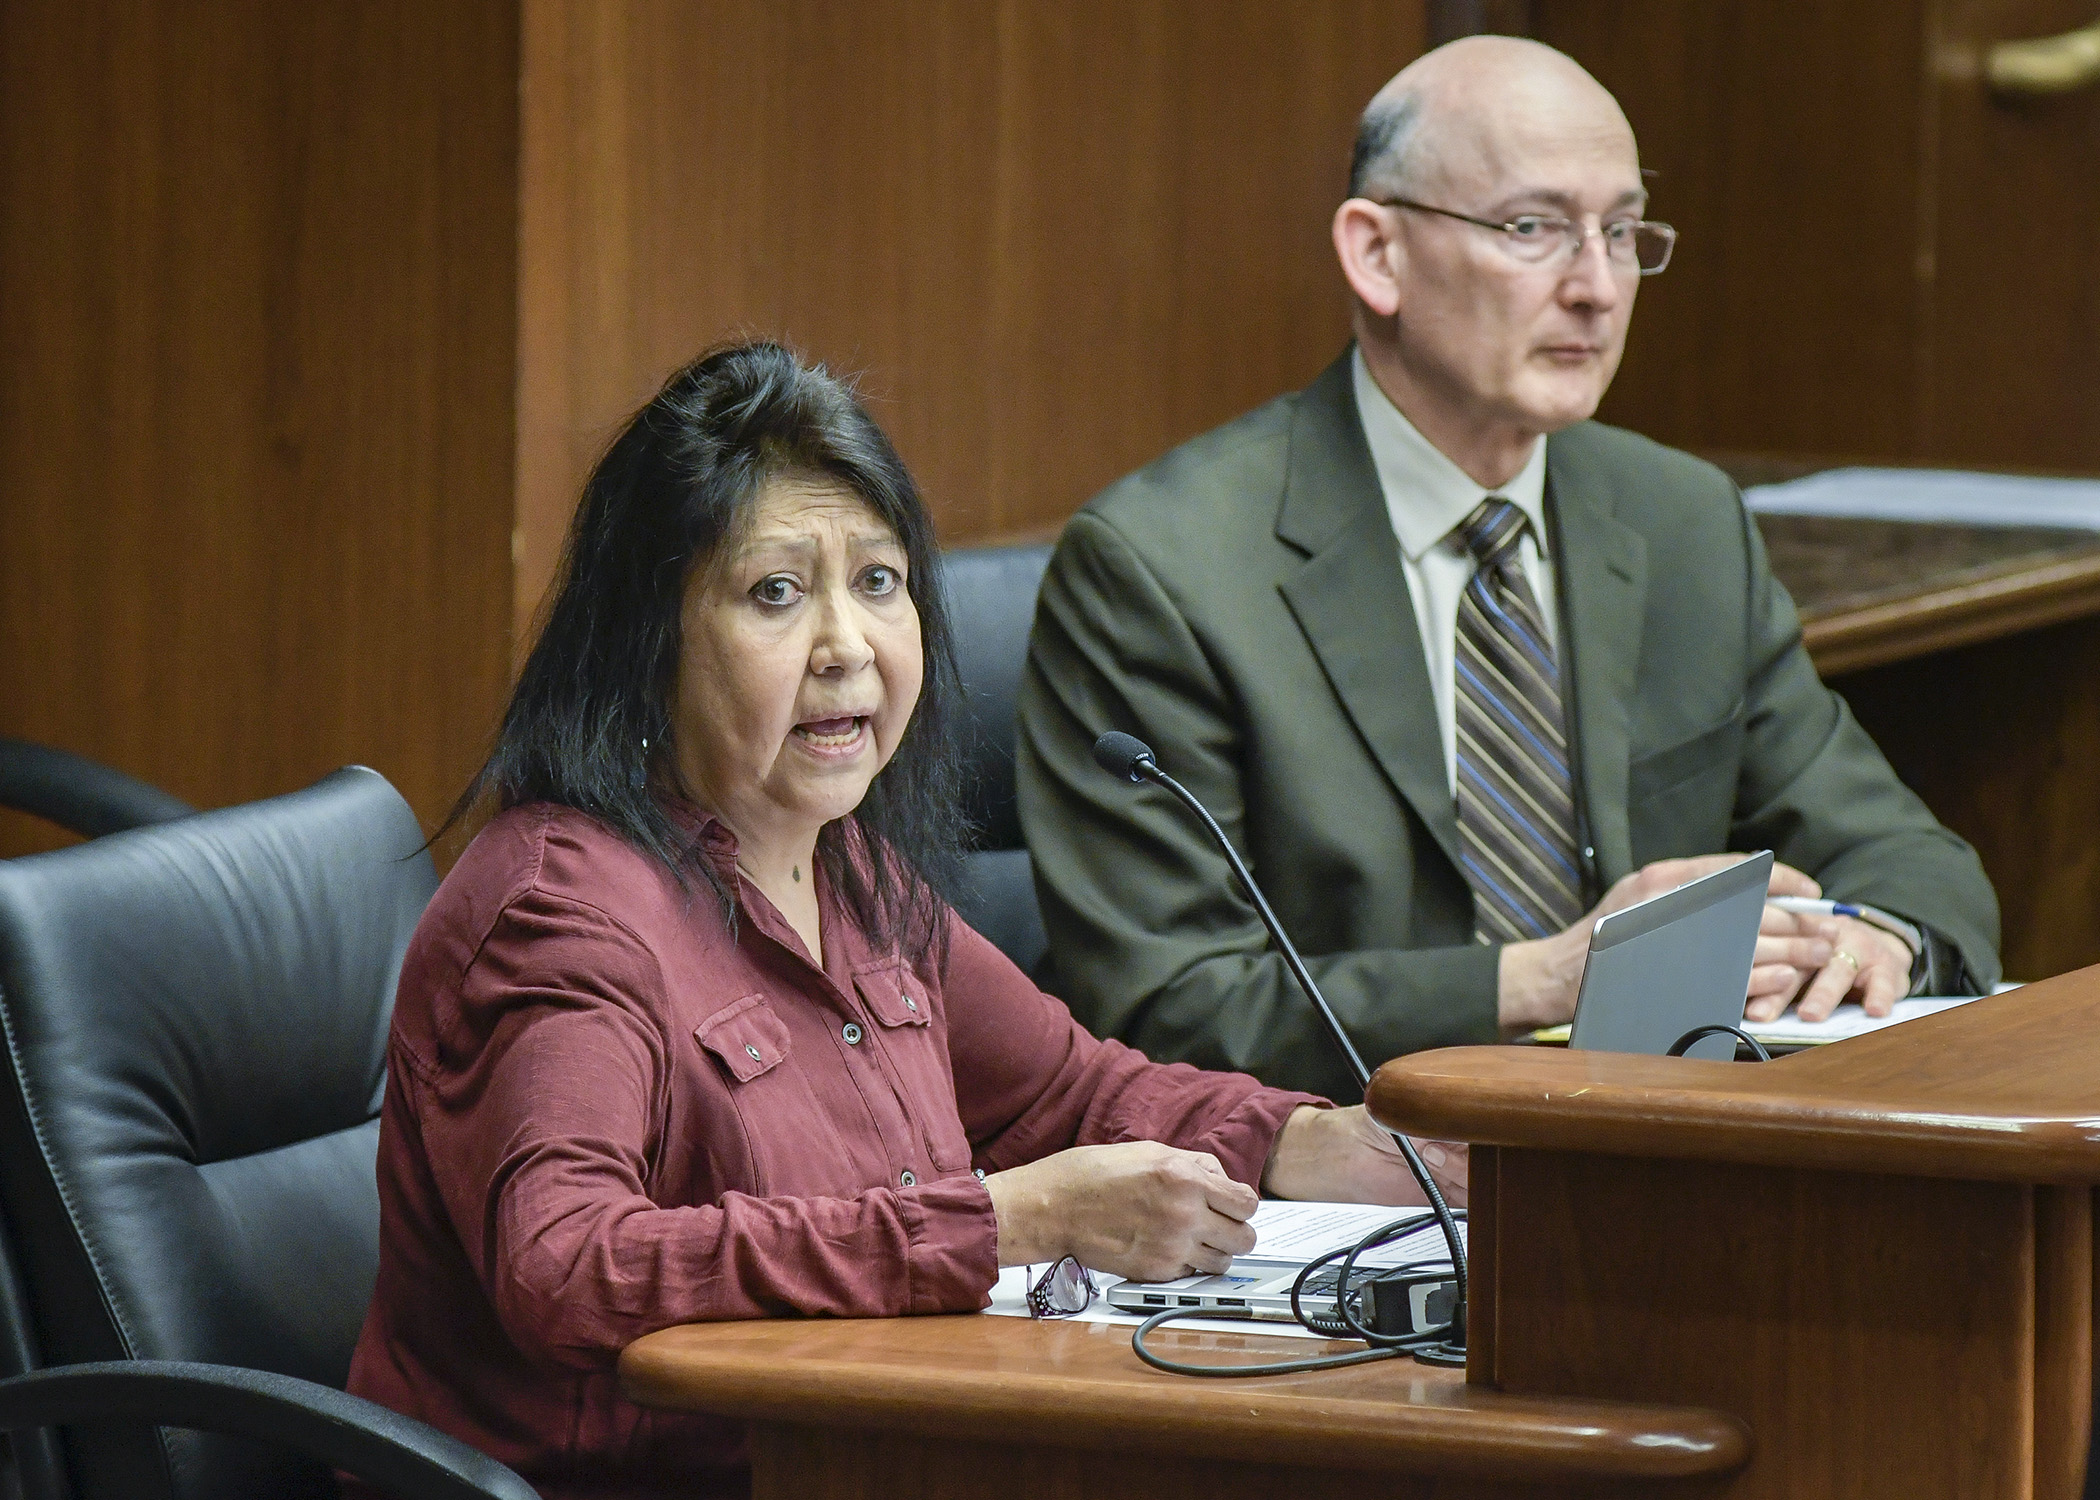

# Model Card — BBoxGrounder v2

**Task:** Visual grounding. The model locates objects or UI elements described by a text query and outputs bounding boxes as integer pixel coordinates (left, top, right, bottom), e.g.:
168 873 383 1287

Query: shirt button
842 1022 864 1045
904 995 918 1013
974 1168 986 1182
900 1169 916 1186
744 1044 763 1062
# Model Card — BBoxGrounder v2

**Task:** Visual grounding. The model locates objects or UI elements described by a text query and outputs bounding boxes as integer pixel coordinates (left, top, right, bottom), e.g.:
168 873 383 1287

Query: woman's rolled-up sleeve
941 914 1327 1186
401 888 997 1372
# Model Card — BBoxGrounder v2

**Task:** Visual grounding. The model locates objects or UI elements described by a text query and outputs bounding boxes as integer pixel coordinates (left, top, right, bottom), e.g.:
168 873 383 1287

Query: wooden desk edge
618 1319 1751 1482
1370 1063 2100 1182
1368 968 2100 1181
1803 547 2100 675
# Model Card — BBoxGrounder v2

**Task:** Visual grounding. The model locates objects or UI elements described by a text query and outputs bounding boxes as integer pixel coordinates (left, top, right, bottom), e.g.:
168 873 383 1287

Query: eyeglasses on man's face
1373 197 1677 276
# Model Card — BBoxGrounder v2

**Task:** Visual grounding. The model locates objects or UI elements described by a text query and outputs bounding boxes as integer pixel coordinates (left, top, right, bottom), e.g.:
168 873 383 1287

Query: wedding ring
1832 948 1861 973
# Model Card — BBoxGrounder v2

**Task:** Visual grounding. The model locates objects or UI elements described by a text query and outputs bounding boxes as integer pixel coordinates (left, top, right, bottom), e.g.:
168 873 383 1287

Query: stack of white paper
1740 996 1977 1045
1744 467 2100 530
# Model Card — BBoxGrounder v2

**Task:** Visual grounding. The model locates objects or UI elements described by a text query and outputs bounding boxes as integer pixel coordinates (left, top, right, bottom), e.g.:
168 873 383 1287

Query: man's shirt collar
1350 346 1550 564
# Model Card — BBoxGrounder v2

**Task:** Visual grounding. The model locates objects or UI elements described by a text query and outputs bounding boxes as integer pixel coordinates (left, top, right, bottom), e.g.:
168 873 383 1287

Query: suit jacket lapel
1275 356 1463 875
1545 432 1648 886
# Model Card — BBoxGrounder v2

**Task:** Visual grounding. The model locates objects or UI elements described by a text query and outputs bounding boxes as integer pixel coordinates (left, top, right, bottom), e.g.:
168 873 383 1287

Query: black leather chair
0 738 191 1499
0 739 195 840
0 767 535 1500
943 543 1053 978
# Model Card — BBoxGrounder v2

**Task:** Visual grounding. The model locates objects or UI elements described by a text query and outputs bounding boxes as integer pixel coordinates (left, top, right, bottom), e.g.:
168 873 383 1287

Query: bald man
1015 37 2000 1100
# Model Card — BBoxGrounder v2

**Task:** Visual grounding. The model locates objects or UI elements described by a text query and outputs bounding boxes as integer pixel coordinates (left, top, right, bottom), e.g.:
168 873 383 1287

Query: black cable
1127 1211 1464 1377
1130 1307 1406 1376
1666 1022 1772 1062
1327 1217 1456 1353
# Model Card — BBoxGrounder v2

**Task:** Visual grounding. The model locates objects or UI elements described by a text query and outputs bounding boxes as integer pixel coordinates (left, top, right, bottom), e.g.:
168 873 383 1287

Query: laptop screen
1568 851 1772 1060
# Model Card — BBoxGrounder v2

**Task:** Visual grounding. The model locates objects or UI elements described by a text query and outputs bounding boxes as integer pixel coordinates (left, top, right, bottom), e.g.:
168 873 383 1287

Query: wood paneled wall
515 0 1427 648
3 2 1424 849
1523 0 2100 977
0 1 519 856
1531 0 2100 471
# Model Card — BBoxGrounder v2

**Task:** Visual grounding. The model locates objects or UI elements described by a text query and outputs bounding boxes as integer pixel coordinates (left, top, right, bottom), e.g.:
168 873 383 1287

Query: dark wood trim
1465 1143 1500 1388
2035 1186 2093 1500
1805 547 2100 677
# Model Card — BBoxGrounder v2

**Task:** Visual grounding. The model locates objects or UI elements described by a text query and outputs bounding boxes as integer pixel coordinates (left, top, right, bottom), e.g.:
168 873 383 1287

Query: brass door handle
1987 19 2100 96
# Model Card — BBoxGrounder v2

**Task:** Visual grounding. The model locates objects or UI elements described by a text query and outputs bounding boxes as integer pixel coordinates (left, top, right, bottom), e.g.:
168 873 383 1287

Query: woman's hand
1259 1105 1468 1209
983 1141 1259 1281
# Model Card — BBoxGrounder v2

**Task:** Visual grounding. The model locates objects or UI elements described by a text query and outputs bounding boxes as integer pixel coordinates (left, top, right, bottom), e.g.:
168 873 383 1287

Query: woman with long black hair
346 341 1448 1498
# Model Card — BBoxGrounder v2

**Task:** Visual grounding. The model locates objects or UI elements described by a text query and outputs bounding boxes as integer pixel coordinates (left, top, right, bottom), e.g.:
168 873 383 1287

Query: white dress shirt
1350 347 1557 795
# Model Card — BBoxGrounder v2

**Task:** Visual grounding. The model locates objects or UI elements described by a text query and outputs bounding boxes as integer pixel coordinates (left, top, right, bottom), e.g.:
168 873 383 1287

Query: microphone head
1092 731 1156 784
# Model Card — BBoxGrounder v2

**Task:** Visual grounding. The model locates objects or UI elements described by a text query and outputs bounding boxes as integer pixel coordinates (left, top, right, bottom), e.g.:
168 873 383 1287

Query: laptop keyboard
1297 1267 1347 1298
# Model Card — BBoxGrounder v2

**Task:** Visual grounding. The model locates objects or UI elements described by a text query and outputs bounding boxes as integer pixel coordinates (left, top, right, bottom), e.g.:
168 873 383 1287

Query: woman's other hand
1259 1105 1467 1209
984 1141 1259 1281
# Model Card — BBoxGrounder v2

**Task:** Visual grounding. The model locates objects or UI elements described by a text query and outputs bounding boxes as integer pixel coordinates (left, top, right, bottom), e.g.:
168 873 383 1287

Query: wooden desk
1753 513 2100 982
1371 961 2100 1500
621 1305 1748 1499
620 969 2100 1498
1757 515 2100 678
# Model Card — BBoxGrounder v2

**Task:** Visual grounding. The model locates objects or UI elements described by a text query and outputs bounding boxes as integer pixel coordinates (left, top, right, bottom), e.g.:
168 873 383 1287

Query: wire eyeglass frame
1026 1256 1098 1319
1372 196 1676 276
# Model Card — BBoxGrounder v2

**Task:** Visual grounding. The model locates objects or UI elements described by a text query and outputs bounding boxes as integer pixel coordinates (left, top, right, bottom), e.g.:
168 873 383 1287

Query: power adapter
1357 1268 1459 1338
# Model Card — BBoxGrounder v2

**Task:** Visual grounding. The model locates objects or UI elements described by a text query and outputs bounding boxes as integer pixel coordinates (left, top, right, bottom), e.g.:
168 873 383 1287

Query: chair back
942 544 1053 974
0 768 435 1500
944 543 1053 852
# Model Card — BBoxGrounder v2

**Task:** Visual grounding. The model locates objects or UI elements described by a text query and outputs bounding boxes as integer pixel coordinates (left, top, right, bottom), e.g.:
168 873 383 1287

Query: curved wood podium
620 966 2100 1498
1368 964 2100 1500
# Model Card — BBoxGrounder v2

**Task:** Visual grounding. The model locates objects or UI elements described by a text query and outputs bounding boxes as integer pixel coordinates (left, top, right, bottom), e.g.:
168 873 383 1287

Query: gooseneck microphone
1093 733 1371 1089
1091 729 1468 1366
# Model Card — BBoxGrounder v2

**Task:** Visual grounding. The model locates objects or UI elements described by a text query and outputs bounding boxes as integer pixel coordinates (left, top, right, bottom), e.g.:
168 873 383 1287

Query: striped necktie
1452 499 1583 943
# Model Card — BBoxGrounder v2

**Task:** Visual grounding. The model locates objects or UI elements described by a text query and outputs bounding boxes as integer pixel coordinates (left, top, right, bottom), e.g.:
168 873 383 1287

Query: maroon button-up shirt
346 804 1322 1498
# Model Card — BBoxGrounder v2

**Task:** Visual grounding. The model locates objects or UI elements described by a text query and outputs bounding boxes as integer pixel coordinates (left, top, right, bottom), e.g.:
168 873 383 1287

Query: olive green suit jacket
1015 353 2001 1101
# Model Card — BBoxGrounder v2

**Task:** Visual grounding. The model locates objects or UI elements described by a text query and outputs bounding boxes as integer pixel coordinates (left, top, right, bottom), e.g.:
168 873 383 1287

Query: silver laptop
1568 850 1772 1061
1103 1213 1460 1331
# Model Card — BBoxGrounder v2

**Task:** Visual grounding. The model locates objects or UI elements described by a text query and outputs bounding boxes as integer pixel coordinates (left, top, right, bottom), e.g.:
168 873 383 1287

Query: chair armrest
0 739 195 838
0 1361 538 1500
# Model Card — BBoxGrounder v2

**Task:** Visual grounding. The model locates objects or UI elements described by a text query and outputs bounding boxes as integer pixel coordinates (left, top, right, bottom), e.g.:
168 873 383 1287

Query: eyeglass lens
1507 218 1674 274
1028 1257 1095 1317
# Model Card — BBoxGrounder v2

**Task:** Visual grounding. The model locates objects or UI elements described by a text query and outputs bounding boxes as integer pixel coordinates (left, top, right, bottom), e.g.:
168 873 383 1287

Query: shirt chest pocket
853 964 970 1172
694 994 793 1082
692 995 861 1199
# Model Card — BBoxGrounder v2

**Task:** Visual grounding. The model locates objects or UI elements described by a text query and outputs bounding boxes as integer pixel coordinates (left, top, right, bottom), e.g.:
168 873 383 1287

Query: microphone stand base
1410 1343 1467 1368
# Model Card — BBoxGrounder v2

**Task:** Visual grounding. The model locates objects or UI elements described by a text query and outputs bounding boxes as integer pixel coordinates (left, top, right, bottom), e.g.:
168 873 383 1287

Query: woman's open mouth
792 715 871 756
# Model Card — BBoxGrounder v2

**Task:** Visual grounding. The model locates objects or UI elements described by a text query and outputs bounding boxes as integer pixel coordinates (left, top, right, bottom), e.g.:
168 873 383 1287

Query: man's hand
1259 1104 1466 1209
1745 915 1909 1024
1496 854 1825 1035
983 1141 1259 1280
1749 901 1838 1008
